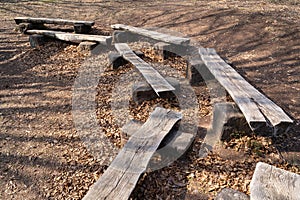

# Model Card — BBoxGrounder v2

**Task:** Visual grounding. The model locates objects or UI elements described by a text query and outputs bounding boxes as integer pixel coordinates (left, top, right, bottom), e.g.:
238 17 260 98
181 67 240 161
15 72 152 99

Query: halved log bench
14 17 94 33
111 24 190 46
198 48 293 134
121 119 194 156
114 43 175 95
26 30 112 46
111 24 193 57
83 107 182 200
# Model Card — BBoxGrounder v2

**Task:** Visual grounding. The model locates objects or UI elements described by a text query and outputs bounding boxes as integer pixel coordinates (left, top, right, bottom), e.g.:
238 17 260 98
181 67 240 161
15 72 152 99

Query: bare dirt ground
0 0 300 199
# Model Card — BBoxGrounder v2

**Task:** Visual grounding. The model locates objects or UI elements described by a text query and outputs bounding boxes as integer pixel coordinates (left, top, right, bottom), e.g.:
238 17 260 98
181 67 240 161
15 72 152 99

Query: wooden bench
114 43 175 94
111 24 190 46
83 107 181 200
250 162 300 200
26 30 112 46
14 17 95 33
121 119 194 156
198 48 293 133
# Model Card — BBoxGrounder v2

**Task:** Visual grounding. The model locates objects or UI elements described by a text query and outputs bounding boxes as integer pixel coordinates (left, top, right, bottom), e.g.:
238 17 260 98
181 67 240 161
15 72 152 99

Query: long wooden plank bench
83 107 182 200
111 24 190 46
14 17 95 33
198 48 293 133
26 30 112 46
114 43 175 94
122 119 194 156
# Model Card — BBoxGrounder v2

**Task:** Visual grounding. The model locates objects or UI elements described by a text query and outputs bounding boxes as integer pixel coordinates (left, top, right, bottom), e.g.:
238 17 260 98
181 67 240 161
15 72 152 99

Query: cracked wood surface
199 48 293 130
82 107 182 200
250 162 300 200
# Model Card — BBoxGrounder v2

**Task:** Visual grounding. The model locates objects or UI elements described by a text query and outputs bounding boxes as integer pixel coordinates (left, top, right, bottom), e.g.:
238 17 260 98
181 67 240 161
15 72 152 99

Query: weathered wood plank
115 43 175 94
199 48 293 129
14 17 94 26
111 24 190 45
83 107 182 200
121 118 194 153
250 162 300 200
121 119 143 137
25 30 112 46
199 48 266 130
131 77 179 104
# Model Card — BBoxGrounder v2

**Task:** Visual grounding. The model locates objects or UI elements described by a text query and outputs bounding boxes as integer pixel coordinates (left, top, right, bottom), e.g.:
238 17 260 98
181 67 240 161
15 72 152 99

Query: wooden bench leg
121 119 194 156
186 57 216 86
108 51 144 69
112 30 141 43
132 77 180 104
153 42 173 61
77 41 97 54
74 24 91 34
29 34 46 48
199 102 251 157
17 23 45 33
108 52 128 69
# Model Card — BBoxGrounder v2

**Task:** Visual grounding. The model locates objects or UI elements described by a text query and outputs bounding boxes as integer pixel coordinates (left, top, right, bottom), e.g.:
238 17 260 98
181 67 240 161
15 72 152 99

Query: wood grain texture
14 17 94 26
115 43 175 94
83 107 182 200
199 48 293 129
111 24 190 45
121 118 194 153
250 162 300 200
199 48 266 129
26 30 111 45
